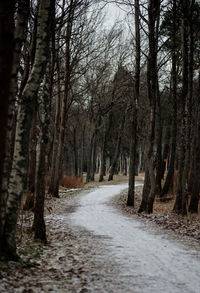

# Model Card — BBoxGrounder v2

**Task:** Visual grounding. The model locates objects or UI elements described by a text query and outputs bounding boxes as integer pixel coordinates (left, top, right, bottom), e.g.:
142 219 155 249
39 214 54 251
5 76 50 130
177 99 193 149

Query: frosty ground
0 178 200 293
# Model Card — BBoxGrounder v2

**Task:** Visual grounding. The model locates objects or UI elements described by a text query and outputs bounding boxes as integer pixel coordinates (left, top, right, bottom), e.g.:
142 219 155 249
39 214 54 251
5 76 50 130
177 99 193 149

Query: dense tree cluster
0 0 200 261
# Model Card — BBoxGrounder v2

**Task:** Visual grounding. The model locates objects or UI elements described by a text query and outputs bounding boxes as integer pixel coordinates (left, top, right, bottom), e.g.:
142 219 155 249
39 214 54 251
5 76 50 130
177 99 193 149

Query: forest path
69 183 200 293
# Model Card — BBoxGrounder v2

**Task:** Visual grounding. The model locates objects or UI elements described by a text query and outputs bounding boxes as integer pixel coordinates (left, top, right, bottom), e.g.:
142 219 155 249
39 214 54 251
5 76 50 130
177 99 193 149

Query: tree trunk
90 132 97 181
159 125 170 182
173 4 188 214
1 0 52 260
86 130 95 183
48 7 62 195
142 0 160 214
49 0 74 197
155 86 162 194
33 69 51 242
161 0 177 198
99 114 112 182
23 112 37 211
0 0 15 259
108 112 126 181
138 168 151 213
188 67 200 213
2 0 30 212
127 0 140 206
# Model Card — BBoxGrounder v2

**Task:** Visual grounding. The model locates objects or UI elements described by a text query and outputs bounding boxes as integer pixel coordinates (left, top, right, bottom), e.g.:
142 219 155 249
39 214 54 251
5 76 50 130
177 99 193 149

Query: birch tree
1 0 52 261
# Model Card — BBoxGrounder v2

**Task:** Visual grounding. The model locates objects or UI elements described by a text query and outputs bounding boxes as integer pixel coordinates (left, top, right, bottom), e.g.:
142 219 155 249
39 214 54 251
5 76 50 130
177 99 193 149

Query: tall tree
161 0 177 197
173 0 189 214
0 0 15 259
1 0 52 260
139 0 160 213
127 0 140 206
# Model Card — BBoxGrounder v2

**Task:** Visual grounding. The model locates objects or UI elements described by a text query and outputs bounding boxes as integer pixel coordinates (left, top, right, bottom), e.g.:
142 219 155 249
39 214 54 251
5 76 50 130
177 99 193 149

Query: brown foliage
45 172 84 189
59 175 84 189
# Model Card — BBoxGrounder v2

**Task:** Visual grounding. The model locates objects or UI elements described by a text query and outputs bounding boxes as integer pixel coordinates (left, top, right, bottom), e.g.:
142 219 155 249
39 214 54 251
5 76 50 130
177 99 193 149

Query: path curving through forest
70 182 200 293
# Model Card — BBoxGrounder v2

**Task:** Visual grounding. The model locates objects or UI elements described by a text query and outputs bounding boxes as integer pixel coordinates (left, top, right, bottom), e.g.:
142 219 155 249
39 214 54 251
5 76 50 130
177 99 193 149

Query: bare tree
0 0 15 259
1 0 52 260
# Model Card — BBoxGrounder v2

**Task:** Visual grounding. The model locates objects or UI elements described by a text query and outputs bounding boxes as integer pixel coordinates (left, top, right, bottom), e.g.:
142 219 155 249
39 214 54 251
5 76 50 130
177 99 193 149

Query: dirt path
1 183 200 292
70 183 200 293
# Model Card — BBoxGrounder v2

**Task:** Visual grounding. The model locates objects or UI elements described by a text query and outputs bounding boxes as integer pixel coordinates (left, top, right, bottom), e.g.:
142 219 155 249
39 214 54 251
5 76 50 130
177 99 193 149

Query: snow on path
70 183 200 293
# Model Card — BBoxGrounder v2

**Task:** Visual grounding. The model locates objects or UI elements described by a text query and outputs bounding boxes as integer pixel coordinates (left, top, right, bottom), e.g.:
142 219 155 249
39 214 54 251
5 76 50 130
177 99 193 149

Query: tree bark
49 0 75 197
138 168 151 213
99 114 112 182
1 0 52 260
108 112 126 181
127 0 140 206
188 67 200 213
0 0 15 259
140 0 160 214
2 0 30 210
33 67 52 242
23 112 37 211
161 0 177 198
173 2 189 214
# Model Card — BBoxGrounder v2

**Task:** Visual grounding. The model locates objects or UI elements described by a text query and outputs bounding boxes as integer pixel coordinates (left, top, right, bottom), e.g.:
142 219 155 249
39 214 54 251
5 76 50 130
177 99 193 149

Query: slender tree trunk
159 125 170 182
49 0 74 197
138 168 151 213
99 114 112 182
23 112 37 210
79 125 85 176
73 127 78 176
86 130 95 183
33 67 52 242
108 112 126 181
1 0 52 260
161 0 177 197
181 5 194 215
173 4 188 214
48 3 62 195
142 0 160 214
48 59 61 194
127 0 140 206
90 132 97 181
0 0 15 259
155 87 162 194
188 65 200 213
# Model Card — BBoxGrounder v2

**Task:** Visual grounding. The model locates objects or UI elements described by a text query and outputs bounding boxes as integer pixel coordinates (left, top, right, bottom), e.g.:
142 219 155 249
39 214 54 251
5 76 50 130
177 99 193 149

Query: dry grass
83 173 130 189
59 175 84 188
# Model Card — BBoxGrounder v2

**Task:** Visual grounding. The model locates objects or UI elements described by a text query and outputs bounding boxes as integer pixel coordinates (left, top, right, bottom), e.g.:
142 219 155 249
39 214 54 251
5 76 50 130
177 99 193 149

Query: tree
127 0 140 206
1 0 52 260
138 0 161 213
161 0 178 197
0 0 15 259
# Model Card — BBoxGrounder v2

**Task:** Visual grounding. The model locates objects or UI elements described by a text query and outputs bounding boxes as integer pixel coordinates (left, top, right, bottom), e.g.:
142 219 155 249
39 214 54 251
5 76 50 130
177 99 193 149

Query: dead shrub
59 175 84 188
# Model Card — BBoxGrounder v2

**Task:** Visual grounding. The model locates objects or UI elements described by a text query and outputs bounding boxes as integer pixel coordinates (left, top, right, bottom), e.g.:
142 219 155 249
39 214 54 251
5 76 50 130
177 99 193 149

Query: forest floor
0 174 200 292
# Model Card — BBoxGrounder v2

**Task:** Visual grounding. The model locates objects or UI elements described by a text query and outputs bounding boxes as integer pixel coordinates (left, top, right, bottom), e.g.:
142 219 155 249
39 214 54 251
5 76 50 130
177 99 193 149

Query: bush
59 175 84 188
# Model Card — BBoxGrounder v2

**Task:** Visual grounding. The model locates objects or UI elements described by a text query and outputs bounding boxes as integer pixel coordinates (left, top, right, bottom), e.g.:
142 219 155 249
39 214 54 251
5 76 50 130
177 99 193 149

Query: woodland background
0 0 200 261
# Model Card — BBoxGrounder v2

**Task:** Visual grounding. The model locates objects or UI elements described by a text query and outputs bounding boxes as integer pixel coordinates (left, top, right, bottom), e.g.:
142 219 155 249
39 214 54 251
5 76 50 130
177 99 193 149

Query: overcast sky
103 2 128 28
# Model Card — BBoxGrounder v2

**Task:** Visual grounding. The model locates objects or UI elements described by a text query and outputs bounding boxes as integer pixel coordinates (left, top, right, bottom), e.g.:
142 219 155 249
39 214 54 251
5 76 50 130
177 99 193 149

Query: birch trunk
1 0 52 260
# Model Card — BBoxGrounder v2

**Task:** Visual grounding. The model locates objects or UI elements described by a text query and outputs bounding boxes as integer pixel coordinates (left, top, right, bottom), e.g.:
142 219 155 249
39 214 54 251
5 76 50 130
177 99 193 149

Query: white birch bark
2 0 52 260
